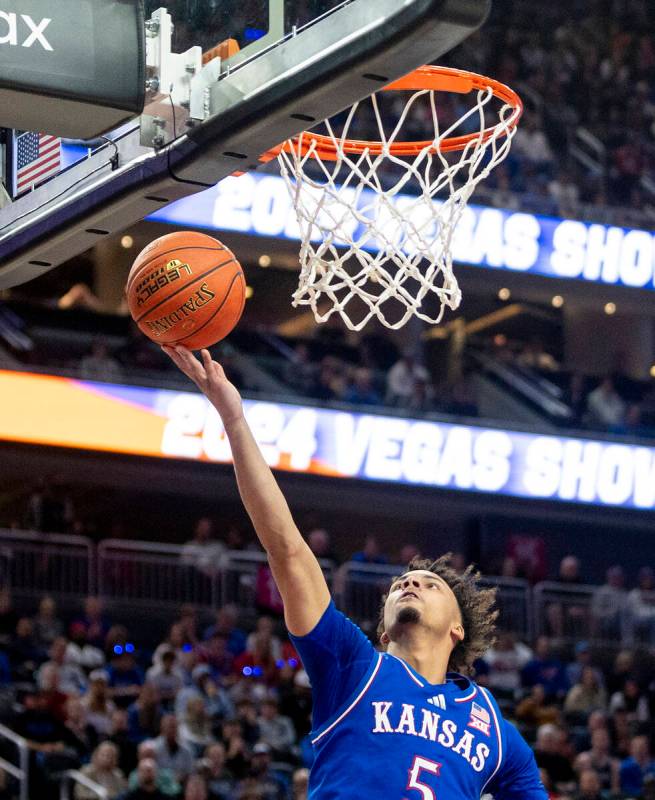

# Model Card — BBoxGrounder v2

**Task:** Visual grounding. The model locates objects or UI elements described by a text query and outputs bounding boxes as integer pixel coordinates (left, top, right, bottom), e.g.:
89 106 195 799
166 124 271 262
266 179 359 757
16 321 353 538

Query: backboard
0 0 490 289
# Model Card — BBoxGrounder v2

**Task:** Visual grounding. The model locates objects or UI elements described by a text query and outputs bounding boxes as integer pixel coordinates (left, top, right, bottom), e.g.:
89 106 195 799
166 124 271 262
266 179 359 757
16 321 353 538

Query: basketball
125 231 245 350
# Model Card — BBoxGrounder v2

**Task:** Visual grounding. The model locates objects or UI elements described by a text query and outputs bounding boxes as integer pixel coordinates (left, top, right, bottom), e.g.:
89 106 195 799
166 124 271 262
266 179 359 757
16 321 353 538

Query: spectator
566 642 604 689
585 376 626 430
574 768 603 800
580 728 620 795
79 339 123 382
564 666 607 716
483 630 532 699
351 535 388 567
36 663 70 721
181 518 226 578
626 566 655 643
516 338 560 372
199 742 235 800
245 618 282 664
179 695 215 757
202 606 247 657
233 635 280 687
590 566 627 640
184 775 208 800
127 683 163 744
242 742 287 800
107 709 138 777
521 636 570 702
9 617 45 680
257 697 296 760
127 741 180 798
67 622 105 671
291 768 309 800
199 634 233 680
176 664 233 723
37 636 87 695
124 758 168 800
515 684 561 728
512 113 553 167
0 589 18 647
609 677 649 724
83 670 117 737
153 715 194 783
342 367 381 406
32 596 64 649
620 735 655 796
534 724 577 794
74 741 127 800
63 696 98 762
220 719 250 779
146 646 184 710
107 649 144 708
75 596 111 650
306 528 338 566
385 350 431 407
154 623 192 668
283 343 316 396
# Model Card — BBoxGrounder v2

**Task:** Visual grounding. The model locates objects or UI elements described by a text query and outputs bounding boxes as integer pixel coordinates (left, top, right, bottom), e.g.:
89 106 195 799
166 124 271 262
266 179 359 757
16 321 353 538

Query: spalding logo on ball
126 231 246 350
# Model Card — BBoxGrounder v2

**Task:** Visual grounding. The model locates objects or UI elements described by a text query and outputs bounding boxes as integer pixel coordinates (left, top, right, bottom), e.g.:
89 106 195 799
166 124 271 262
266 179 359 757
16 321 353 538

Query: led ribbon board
2 370 655 511
149 174 655 291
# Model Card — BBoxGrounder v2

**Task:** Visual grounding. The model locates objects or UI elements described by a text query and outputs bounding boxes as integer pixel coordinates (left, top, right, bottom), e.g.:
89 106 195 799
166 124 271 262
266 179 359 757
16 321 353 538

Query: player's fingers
166 346 206 384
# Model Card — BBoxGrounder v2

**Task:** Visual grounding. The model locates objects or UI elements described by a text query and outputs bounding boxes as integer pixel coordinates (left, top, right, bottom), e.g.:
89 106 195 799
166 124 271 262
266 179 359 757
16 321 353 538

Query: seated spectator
64 696 98 762
107 708 138 777
620 735 655 796
573 768 603 800
128 683 163 744
590 565 627 640
127 740 180 798
580 728 620 795
609 677 649 725
234 635 281 688
407 375 435 413
610 708 633 761
181 518 226 578
351 535 388 568
37 636 87 695
153 715 195 784
342 367 381 406
585 376 626 430
564 666 607 717
626 566 655 643
246 618 282 664
154 623 193 668
9 616 45 680
83 669 117 736
534 724 577 794
483 630 532 699
234 699 261 748
202 606 247 657
199 742 235 800
74 596 111 650
516 337 559 372
176 664 233 724
179 695 215 757
74 741 127 800
220 719 250 779
515 684 561 728
566 642 604 689
32 596 64 649
125 757 168 800
146 647 184 711
306 528 338 567
199 634 234 681
66 621 105 671
240 742 287 800
184 775 208 800
37 663 69 721
291 768 309 800
521 636 569 702
108 649 144 708
385 350 431 407
79 339 124 382
256 696 296 761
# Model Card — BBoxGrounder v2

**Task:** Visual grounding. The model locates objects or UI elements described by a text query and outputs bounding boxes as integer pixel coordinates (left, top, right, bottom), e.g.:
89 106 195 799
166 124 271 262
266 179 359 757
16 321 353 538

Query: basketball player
164 346 547 799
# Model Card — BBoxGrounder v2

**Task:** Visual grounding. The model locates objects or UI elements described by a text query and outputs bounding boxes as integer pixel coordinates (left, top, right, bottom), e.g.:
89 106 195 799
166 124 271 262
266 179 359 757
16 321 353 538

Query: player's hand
162 346 244 427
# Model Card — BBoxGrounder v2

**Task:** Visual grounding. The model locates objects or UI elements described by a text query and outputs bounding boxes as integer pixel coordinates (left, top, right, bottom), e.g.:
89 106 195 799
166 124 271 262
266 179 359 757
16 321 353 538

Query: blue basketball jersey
291 602 546 800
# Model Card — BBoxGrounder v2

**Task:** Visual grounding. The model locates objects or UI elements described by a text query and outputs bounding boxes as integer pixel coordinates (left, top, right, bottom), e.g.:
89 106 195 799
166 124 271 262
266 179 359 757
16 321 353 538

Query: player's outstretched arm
163 346 331 636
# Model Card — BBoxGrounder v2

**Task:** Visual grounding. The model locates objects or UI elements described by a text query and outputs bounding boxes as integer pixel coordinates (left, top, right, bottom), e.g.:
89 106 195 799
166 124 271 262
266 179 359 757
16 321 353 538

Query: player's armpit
268 539 331 637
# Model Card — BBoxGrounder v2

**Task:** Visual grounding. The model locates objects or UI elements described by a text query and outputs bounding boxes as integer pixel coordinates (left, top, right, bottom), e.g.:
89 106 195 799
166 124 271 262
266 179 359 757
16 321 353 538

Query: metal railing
59 770 108 800
0 722 28 800
0 528 94 599
1 527 653 649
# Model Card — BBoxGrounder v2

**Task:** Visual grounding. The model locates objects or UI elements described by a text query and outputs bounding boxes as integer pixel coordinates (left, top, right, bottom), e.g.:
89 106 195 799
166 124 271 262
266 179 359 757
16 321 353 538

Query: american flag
13 131 61 195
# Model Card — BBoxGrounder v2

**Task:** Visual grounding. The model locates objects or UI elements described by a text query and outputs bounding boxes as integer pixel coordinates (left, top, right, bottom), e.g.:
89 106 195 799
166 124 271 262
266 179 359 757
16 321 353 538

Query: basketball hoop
275 66 523 331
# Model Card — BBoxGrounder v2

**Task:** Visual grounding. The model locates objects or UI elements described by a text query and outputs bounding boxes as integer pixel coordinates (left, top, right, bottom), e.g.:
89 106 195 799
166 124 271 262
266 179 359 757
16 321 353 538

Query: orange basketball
126 231 245 350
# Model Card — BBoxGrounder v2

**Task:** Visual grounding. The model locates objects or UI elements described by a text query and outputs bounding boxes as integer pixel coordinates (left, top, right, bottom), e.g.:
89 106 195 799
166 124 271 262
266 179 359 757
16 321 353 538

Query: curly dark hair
376 554 498 675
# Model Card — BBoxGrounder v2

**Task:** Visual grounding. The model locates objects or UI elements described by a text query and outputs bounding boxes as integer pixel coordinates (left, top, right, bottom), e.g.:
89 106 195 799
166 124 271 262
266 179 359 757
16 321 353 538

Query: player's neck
387 633 449 685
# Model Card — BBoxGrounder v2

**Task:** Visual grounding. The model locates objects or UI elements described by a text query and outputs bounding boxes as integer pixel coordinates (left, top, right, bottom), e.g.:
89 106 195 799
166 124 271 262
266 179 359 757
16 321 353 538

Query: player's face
382 570 462 643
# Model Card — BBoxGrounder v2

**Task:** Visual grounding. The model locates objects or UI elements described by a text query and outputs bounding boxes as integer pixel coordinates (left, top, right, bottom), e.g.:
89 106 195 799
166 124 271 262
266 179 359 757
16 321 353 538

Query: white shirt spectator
586 379 625 428
386 355 430 405
484 638 532 694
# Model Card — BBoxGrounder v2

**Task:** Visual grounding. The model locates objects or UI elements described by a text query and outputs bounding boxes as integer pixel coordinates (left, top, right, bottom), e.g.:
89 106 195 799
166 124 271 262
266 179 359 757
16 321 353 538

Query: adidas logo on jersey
426 694 446 710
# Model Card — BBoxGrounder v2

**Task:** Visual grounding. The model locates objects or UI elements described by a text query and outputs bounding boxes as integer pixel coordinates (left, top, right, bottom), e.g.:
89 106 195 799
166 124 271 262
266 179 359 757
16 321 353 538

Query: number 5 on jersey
406 756 442 799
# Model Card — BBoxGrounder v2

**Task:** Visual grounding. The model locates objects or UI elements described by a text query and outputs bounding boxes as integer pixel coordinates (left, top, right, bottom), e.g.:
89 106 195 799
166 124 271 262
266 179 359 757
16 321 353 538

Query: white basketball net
277 83 518 330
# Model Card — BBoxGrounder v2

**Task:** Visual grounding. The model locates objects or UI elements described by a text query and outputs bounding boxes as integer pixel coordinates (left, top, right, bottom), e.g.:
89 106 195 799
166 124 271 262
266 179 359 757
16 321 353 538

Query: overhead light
245 286 254 299
493 333 507 347
650 365 655 379
120 235 134 249
552 295 564 308
604 302 616 315
258 255 271 268
498 288 511 301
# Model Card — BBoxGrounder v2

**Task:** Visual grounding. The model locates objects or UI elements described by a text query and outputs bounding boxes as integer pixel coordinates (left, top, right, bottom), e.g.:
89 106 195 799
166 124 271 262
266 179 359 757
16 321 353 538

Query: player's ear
451 622 464 645
380 631 390 647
